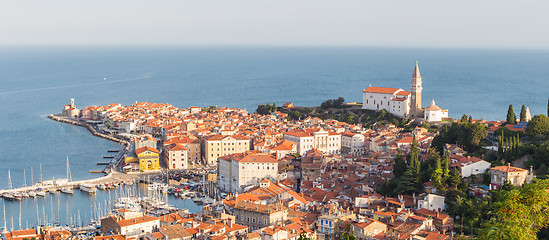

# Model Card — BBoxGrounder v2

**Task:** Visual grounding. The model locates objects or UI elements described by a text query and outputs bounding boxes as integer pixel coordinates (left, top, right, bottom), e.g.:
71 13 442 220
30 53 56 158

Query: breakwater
48 115 130 146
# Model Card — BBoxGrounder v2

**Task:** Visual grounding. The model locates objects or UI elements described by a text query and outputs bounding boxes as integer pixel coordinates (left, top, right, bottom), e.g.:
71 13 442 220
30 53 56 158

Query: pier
48 115 130 146
0 172 159 197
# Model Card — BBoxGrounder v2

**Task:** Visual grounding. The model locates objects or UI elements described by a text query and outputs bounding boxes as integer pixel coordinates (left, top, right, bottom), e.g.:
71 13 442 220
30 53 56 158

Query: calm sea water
0 46 548 228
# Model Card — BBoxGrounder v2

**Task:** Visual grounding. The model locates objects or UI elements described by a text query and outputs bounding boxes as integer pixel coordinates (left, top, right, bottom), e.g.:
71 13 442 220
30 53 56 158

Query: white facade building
362 87 411 117
283 128 341 155
163 143 189 170
362 62 426 118
450 155 492 178
218 151 278 193
424 100 449 122
341 132 366 156
417 194 445 212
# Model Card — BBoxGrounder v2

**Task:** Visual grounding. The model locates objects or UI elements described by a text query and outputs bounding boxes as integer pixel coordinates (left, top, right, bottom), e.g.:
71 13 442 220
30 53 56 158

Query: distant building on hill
362 62 423 118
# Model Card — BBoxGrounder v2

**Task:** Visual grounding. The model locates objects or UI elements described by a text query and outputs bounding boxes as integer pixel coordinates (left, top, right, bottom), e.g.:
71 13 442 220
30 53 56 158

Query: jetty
48 115 130 146
0 172 158 197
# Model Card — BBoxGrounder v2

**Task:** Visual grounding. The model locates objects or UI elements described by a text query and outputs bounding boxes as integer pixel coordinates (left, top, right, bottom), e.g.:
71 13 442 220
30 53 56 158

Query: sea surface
0 46 548 228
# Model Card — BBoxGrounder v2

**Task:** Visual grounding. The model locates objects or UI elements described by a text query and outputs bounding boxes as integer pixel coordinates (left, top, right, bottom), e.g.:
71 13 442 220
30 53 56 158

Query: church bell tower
410 61 422 117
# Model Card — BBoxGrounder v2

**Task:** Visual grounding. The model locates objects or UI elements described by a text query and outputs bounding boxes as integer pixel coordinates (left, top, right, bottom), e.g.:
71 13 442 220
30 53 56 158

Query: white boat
97 184 106 190
61 187 74 194
21 192 30 198
28 191 37 197
80 184 97 194
35 190 46 197
2 193 15 201
11 192 23 201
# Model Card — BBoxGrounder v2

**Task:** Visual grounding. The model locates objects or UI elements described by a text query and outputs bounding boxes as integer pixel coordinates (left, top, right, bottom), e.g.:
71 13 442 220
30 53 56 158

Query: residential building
204 134 251 166
414 208 453 233
283 128 341 155
341 132 366 156
417 194 445 212
5 229 41 240
163 143 189 169
316 207 354 240
350 218 388 239
218 151 278 193
450 155 491 178
100 215 160 238
233 201 288 231
489 164 533 190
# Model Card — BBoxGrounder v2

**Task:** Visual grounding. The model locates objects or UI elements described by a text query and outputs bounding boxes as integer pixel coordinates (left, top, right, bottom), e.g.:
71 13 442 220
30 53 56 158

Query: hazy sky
1 0 548 47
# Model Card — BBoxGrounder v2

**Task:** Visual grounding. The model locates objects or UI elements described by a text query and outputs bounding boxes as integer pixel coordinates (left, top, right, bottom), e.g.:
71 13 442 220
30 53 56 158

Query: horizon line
0 43 548 50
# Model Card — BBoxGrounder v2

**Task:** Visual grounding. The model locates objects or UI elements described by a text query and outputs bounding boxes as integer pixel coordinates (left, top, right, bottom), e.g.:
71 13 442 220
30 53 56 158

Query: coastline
48 114 130 147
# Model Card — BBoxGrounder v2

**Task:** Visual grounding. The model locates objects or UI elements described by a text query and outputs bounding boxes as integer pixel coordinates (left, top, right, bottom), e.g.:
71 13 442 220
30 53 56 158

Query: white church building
424 99 449 122
362 86 412 117
362 62 449 121
362 62 423 118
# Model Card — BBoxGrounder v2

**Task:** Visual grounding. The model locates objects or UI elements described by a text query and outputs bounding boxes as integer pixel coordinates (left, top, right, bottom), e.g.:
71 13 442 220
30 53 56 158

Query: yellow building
136 146 160 171
204 134 250 166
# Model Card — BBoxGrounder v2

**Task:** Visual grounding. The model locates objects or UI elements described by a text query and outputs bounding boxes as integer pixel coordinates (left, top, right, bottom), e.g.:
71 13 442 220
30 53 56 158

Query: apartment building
204 134 251 165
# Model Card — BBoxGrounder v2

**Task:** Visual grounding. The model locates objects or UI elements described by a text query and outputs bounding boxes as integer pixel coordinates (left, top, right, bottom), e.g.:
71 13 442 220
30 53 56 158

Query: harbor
0 181 202 232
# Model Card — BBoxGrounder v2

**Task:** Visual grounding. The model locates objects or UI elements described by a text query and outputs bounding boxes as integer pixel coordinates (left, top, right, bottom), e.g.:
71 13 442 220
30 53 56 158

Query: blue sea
0 46 548 228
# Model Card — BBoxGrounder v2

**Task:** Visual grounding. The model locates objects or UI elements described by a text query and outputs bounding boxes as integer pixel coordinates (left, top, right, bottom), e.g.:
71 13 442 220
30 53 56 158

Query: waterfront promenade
48 115 130 146
0 172 143 195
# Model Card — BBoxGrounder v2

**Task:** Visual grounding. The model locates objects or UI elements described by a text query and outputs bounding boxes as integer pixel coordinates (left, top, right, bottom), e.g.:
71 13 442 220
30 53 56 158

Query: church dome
425 99 442 111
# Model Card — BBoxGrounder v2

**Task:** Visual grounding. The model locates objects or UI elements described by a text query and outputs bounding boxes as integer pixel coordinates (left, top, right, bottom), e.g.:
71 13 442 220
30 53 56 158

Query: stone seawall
49 115 130 146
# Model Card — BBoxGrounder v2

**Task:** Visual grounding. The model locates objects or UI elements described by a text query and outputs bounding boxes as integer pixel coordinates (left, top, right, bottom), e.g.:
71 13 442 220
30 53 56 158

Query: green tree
297 230 313 240
468 122 488 146
442 151 450 177
340 226 357 240
526 114 549 136
520 104 528 122
393 149 407 178
480 179 549 239
507 104 516 125
460 114 468 123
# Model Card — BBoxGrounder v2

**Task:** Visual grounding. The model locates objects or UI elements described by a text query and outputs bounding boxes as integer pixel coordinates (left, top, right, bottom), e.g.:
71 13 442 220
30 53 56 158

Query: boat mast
8 170 12 190
66 156 72 182
40 164 43 182
23 169 27 187
31 167 33 186
18 201 21 230
35 200 40 226
3 199 6 231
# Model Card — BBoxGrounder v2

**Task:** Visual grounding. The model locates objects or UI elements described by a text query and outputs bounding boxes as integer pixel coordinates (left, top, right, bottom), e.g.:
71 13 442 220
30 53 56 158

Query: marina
0 180 204 232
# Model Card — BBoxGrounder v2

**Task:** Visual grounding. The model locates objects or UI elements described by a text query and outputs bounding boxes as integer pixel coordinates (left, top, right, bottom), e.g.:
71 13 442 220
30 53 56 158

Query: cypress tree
442 150 450 177
504 140 510 162
520 105 528 122
507 104 516 125
461 114 468 123
498 134 504 158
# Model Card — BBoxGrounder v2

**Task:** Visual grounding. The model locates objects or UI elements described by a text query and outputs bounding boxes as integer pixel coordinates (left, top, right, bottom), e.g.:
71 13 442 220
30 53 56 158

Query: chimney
376 205 380 212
